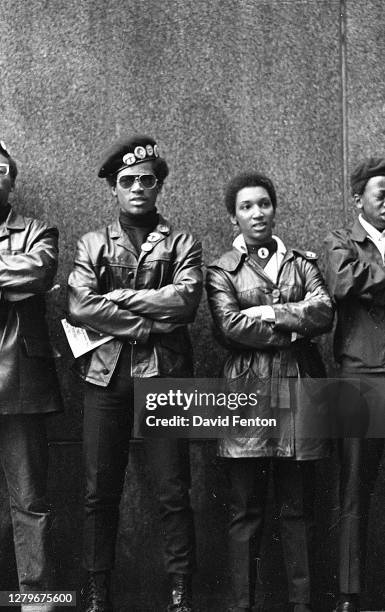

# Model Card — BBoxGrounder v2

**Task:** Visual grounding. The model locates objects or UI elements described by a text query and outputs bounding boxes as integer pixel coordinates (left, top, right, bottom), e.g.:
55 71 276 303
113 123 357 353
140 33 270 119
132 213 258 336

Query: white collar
359 214 385 242
232 233 287 255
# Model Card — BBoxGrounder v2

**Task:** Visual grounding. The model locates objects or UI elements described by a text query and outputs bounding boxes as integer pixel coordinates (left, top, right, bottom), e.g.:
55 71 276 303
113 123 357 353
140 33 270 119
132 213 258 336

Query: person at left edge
67 135 202 612
0 141 61 612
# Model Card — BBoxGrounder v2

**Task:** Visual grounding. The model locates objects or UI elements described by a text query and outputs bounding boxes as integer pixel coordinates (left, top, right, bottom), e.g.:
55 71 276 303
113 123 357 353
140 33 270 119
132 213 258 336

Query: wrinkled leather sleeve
0 223 58 301
272 259 334 336
103 236 202 323
68 235 152 343
151 320 184 333
325 229 385 303
206 267 292 349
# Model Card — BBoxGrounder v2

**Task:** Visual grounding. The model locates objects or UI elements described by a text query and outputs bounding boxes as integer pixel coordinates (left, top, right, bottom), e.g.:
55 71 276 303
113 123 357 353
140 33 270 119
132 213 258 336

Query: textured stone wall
0 0 383 609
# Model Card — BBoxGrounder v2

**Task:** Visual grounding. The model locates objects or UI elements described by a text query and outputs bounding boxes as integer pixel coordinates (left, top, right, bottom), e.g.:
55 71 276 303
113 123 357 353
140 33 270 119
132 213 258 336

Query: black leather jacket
68 215 202 386
325 219 385 372
206 237 333 459
0 208 61 414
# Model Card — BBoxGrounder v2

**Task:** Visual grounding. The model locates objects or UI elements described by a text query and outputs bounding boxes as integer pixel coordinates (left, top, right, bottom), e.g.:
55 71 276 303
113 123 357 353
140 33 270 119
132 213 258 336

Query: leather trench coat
67 215 202 386
325 219 385 372
0 208 61 414
206 238 334 460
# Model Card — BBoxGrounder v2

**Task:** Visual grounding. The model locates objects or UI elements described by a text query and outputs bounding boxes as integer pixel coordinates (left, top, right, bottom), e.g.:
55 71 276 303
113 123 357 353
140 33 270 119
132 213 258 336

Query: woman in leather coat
206 172 334 612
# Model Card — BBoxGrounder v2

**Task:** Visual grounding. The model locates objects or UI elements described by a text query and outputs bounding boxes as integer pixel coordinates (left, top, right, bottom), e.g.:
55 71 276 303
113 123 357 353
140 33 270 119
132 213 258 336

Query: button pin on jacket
258 247 269 259
147 232 161 242
141 243 153 252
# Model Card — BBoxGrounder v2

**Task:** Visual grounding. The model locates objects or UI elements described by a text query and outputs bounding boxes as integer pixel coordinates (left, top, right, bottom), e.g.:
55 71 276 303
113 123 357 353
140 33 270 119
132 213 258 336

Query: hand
241 305 276 323
104 289 127 303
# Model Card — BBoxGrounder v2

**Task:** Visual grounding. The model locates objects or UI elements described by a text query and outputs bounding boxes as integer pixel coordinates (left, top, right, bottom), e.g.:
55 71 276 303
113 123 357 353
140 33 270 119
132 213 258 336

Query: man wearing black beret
325 157 385 612
68 135 202 612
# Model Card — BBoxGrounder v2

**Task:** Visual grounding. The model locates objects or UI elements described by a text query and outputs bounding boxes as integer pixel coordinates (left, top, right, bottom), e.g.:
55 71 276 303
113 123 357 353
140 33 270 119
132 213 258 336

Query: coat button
102 368 109 375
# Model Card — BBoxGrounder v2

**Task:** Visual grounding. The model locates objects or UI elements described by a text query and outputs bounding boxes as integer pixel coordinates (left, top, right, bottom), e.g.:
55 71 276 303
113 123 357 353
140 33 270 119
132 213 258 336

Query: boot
167 573 193 612
82 571 112 612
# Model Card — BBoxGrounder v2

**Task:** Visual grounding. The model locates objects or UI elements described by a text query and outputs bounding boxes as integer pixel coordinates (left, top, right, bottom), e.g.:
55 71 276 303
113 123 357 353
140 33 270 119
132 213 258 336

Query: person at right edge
325 157 385 612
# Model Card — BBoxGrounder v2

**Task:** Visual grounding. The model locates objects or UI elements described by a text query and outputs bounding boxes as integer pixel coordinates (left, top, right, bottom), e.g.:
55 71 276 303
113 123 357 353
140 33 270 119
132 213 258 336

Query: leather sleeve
325 229 385 303
67 235 152 343
272 259 334 336
206 266 292 350
103 236 203 324
0 222 58 300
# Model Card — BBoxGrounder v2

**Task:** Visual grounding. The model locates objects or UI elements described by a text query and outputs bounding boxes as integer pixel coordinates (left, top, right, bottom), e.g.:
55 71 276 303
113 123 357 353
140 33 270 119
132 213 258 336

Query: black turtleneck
119 208 159 254
246 238 277 268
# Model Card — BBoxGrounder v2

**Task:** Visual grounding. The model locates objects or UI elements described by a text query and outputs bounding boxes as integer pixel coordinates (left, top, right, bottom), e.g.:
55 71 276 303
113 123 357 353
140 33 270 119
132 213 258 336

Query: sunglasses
0 164 9 176
118 174 158 190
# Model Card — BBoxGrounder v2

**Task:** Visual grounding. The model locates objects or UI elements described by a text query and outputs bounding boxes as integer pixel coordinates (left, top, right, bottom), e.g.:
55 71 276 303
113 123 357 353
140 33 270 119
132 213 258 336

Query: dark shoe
82 571 112 612
334 597 360 612
167 573 193 612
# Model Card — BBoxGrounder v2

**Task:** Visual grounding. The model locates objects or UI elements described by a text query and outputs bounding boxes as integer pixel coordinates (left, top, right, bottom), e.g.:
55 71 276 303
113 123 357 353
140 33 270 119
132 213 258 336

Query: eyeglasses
118 174 158 190
0 164 9 176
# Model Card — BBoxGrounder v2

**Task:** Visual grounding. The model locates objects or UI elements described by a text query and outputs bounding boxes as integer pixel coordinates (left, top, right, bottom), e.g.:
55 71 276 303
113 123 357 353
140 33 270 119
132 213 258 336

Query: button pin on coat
141 242 153 252
147 232 161 242
258 247 269 259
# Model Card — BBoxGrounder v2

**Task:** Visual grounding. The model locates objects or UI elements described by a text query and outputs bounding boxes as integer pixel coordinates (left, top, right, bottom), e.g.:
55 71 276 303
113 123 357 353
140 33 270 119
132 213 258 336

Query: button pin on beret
98 134 160 178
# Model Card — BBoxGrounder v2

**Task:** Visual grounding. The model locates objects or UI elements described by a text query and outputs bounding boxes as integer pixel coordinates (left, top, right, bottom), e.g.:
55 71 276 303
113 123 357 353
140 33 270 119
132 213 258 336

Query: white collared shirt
359 214 385 263
232 234 287 284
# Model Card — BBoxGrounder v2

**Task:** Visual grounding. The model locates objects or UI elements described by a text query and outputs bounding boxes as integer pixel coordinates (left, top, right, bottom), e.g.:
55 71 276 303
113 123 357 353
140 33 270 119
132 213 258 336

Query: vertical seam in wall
340 0 349 220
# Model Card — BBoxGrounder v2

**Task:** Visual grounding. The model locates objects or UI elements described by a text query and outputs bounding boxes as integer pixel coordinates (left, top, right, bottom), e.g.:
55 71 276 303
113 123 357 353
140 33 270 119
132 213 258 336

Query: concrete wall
0 0 383 610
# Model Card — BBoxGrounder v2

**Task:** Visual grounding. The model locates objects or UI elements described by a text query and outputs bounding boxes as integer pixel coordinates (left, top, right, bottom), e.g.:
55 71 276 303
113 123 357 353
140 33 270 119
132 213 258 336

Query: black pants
82 349 195 574
226 458 315 608
0 414 54 592
336 373 385 594
337 437 383 594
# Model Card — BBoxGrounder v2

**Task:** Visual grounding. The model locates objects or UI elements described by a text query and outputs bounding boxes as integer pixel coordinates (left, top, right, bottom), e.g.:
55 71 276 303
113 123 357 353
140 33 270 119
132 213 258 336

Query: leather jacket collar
109 212 171 239
0 207 26 239
108 213 172 257
350 217 371 243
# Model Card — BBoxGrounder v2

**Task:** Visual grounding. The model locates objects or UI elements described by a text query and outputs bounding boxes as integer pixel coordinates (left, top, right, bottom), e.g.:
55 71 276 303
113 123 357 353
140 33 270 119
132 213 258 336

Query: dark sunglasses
0 164 10 176
118 174 158 190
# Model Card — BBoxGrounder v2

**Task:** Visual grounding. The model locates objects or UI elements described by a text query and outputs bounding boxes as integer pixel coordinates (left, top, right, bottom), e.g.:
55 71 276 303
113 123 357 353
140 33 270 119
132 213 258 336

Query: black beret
98 134 161 178
350 157 385 196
